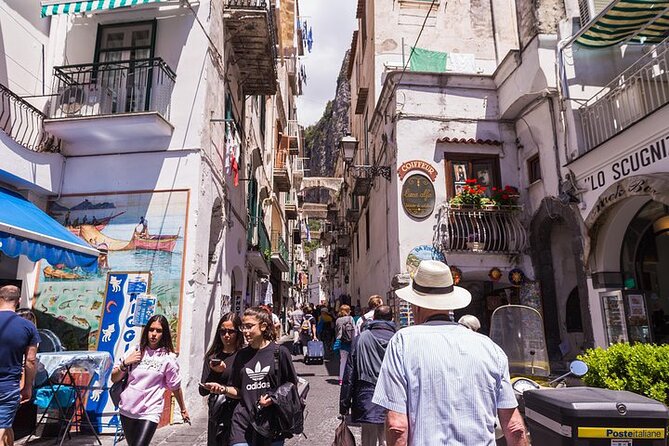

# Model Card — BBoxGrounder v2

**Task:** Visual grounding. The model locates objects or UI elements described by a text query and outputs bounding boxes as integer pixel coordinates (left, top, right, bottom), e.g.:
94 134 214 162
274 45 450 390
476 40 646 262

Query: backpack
300 317 312 334
340 317 354 343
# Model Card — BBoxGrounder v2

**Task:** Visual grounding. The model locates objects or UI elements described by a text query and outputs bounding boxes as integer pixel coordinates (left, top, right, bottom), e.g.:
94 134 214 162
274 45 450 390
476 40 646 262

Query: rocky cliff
303 51 350 202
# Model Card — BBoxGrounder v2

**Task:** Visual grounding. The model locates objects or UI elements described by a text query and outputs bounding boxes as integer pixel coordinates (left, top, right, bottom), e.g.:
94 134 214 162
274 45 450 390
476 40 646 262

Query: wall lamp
339 133 391 181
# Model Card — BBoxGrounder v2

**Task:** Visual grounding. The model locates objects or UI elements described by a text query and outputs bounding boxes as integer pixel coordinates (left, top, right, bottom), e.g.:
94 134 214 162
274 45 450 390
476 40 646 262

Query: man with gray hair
372 261 527 446
0 285 40 446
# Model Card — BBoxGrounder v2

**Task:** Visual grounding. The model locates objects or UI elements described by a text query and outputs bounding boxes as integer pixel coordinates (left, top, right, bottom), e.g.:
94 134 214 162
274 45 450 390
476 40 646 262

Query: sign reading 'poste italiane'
398 160 438 182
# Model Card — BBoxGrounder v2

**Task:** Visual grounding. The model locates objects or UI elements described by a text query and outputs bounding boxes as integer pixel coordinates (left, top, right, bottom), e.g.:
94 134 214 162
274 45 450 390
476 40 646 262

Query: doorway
621 200 669 344
94 21 156 113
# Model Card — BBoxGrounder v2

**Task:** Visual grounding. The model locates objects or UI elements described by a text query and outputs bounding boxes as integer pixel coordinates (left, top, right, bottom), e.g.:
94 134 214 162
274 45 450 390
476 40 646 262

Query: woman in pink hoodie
111 314 189 446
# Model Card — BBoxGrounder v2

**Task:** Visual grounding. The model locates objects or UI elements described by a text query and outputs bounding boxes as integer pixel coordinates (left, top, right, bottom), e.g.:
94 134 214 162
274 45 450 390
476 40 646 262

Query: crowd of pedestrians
0 260 531 446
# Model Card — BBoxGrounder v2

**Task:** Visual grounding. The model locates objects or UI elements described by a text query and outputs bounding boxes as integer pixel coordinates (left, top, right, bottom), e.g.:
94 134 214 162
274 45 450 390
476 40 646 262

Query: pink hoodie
118 347 181 423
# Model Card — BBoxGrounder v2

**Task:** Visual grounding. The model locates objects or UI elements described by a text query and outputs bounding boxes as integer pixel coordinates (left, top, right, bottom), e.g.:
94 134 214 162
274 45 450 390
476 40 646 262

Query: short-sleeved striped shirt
372 321 517 445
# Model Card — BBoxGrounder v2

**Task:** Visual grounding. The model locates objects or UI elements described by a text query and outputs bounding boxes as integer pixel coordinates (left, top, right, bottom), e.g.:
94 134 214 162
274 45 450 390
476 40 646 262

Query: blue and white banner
86 272 151 433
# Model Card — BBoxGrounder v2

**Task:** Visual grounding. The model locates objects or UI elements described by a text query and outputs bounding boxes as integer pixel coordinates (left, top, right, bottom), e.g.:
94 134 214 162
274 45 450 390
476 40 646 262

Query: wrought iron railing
259 220 271 256
579 37 669 152
48 57 176 120
271 231 289 262
0 83 60 152
223 0 277 63
433 204 527 254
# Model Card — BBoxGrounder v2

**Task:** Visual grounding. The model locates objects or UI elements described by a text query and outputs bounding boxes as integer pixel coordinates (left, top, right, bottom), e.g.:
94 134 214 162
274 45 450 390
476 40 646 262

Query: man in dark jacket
339 305 396 446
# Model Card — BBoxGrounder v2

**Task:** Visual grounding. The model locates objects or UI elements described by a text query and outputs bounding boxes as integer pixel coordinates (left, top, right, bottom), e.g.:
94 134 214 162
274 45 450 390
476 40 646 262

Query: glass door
95 22 156 113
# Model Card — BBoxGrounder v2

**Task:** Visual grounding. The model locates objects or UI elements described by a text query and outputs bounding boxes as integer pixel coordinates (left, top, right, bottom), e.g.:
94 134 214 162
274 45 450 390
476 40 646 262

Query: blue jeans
231 442 284 446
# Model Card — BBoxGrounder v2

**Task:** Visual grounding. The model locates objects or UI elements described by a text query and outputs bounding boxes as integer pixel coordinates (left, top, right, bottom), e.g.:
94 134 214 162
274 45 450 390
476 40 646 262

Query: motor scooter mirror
569 360 588 377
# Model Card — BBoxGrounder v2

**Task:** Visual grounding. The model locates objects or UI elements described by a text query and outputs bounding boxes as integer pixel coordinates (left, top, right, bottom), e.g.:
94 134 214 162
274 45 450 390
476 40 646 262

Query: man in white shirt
355 295 383 335
372 261 527 446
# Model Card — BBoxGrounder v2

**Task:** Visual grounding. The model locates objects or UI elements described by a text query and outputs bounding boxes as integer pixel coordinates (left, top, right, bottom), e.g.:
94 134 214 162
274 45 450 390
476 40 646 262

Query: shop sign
401 174 436 219
406 245 446 275
585 176 667 227
398 160 438 181
581 133 669 192
91 271 151 432
600 291 629 346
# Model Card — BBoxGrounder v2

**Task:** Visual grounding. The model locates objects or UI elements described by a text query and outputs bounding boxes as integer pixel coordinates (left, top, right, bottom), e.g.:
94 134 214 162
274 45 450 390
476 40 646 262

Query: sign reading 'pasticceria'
398 160 438 181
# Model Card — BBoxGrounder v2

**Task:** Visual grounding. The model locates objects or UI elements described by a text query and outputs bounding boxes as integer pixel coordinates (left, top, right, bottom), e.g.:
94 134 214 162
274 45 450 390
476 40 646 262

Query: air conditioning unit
578 0 612 27
53 84 113 118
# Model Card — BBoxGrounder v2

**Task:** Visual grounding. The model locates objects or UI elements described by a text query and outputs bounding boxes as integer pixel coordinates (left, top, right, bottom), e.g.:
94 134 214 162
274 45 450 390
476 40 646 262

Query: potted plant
449 179 493 208
490 185 520 207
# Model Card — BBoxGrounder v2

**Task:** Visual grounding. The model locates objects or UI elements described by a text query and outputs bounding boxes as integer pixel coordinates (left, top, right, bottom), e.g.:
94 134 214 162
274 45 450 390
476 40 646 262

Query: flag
305 217 311 243
227 123 241 187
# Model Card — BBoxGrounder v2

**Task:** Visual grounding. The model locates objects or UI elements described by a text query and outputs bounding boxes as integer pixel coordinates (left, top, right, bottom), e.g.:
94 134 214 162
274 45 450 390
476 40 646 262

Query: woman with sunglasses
224 306 298 446
110 314 189 446
200 313 244 446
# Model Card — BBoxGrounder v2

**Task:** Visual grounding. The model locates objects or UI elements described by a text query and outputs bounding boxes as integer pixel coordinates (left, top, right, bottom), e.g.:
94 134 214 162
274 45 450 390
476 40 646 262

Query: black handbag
109 365 131 408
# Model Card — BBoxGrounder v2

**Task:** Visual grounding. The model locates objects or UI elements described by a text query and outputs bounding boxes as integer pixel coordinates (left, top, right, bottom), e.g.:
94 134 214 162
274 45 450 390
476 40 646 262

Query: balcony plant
449 179 520 209
449 179 493 208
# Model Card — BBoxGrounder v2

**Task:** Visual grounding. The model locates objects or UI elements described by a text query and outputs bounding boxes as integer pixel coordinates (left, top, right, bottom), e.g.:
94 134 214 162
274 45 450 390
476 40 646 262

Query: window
95 21 156 113
444 154 500 198
259 95 266 142
365 210 370 251
566 287 583 332
527 154 542 184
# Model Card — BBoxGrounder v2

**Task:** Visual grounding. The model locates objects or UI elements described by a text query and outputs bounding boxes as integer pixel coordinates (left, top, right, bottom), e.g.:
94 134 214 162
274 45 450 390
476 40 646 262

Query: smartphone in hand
209 358 222 366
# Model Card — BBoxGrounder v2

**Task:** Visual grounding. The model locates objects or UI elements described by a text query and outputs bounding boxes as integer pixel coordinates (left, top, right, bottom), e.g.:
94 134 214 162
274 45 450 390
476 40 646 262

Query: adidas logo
245 361 270 382
246 381 271 391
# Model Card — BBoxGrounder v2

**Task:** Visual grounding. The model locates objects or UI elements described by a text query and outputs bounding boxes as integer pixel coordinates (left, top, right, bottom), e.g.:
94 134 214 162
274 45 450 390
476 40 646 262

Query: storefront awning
577 0 669 48
41 0 168 17
0 188 98 271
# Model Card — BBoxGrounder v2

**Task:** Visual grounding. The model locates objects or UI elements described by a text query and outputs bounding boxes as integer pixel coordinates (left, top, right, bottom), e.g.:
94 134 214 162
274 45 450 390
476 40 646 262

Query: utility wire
387 0 438 100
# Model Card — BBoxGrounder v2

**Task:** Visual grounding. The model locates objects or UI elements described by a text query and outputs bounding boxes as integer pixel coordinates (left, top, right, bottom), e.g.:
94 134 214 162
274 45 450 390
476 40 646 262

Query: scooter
489 305 589 442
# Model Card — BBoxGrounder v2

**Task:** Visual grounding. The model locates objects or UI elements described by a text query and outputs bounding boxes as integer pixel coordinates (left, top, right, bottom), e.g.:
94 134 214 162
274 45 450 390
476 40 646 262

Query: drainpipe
489 0 500 65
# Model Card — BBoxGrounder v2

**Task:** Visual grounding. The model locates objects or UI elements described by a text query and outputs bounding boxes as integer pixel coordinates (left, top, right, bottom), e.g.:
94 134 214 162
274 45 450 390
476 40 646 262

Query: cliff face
303 51 350 202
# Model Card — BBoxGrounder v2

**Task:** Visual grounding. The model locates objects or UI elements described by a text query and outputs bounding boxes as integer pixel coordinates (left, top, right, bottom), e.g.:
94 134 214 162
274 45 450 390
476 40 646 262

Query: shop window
565 287 583 332
527 154 542 184
444 154 500 198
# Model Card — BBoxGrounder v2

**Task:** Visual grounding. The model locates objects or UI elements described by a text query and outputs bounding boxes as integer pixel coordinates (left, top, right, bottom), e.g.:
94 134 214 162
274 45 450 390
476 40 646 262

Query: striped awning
577 0 669 47
41 0 168 17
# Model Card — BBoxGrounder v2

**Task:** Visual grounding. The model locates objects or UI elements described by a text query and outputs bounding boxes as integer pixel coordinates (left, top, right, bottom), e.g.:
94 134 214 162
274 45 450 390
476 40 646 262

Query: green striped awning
41 0 168 17
577 0 669 47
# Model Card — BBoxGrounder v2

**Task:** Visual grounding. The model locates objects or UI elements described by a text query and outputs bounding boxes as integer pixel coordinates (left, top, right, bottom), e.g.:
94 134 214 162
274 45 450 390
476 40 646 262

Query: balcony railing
579 38 669 152
223 0 277 95
0 83 60 152
48 58 176 120
433 204 527 254
271 231 289 262
259 220 271 257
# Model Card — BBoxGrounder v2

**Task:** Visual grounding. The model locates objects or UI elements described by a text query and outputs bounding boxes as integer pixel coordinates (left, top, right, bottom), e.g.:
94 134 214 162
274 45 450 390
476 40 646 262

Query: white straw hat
396 260 472 310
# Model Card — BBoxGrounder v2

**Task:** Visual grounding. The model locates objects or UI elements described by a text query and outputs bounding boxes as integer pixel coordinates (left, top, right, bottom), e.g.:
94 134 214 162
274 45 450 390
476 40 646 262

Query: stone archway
529 197 594 363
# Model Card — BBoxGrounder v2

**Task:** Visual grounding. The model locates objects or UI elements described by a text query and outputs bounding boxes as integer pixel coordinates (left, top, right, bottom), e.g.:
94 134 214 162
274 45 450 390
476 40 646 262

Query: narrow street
23 337 360 446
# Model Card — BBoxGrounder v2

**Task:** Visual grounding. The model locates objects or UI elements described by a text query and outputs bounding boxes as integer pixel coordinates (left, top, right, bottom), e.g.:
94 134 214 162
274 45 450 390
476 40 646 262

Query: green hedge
578 343 669 405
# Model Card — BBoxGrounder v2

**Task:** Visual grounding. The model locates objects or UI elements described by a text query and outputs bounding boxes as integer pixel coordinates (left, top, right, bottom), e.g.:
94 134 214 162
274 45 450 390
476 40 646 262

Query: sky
296 0 357 127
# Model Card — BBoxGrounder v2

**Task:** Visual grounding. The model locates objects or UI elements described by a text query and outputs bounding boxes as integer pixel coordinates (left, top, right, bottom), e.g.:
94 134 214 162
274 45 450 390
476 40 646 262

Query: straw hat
396 260 471 310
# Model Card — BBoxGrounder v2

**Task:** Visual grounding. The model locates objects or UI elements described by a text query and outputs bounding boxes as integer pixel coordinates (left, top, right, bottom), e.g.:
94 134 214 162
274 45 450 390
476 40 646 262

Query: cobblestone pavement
21 336 362 445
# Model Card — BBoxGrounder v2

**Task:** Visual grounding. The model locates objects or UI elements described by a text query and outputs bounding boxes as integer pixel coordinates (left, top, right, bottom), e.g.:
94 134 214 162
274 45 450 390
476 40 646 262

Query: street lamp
339 133 359 164
338 133 391 182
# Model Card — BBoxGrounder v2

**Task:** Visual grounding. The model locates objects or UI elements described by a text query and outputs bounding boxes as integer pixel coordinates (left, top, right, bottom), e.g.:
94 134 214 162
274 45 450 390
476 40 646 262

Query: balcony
0 83 60 152
273 147 291 192
286 56 302 96
223 0 277 95
286 120 300 155
579 38 669 152
293 157 305 187
434 205 527 254
43 58 175 155
284 195 298 220
246 217 271 274
271 231 290 272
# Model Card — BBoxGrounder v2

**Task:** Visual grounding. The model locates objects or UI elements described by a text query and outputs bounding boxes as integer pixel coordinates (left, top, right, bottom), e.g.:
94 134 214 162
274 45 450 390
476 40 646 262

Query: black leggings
120 415 158 446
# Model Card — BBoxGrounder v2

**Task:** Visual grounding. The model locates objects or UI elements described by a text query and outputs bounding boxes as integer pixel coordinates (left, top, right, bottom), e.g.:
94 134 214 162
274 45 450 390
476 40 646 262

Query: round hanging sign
509 268 526 286
401 174 436 220
489 267 502 281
